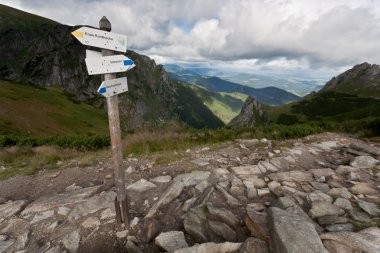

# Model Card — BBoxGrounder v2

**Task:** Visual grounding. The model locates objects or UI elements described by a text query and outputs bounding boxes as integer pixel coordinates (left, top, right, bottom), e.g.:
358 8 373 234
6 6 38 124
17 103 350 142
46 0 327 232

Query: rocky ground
0 132 380 253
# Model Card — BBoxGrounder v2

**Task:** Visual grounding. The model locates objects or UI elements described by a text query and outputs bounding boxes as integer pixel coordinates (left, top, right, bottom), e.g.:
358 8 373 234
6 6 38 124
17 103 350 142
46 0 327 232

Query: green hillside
0 80 108 135
266 91 380 125
188 85 247 123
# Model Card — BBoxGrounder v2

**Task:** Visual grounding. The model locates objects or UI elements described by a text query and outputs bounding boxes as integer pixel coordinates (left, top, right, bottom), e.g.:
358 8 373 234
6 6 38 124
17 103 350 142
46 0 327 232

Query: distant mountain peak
227 96 268 128
321 62 380 97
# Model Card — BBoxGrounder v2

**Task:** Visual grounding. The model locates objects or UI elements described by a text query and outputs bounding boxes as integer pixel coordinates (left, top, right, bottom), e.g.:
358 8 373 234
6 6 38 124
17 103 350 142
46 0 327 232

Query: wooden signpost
72 16 133 227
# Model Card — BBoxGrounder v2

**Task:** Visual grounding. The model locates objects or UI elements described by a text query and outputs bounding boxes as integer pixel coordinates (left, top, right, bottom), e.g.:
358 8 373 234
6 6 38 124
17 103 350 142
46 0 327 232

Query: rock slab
269 207 329 253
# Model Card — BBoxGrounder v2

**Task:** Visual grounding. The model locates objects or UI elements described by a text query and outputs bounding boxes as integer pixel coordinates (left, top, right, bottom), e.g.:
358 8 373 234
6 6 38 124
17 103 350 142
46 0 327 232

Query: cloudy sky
2 0 380 79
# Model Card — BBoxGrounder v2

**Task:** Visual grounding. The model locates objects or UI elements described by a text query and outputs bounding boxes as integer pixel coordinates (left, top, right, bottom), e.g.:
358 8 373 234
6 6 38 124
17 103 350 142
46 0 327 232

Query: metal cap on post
99 16 129 228
99 16 111 31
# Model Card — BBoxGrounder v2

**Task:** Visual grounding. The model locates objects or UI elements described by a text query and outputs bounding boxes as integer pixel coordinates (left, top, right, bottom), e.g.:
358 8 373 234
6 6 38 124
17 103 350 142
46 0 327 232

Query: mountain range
0 4 224 134
164 64 324 96
266 62 380 125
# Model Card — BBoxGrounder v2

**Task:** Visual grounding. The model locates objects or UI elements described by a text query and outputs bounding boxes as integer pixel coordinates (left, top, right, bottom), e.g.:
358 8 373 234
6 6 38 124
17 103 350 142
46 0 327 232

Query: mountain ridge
0 4 224 131
166 67 301 105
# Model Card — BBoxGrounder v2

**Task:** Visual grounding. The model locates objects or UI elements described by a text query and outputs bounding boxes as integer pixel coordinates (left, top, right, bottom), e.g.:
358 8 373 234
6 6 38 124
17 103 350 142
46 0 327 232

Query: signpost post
72 16 131 228
99 16 129 228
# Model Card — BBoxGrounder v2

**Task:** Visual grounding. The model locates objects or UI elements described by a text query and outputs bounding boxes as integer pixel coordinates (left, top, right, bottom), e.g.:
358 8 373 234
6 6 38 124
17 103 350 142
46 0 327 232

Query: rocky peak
228 96 268 128
321 62 380 96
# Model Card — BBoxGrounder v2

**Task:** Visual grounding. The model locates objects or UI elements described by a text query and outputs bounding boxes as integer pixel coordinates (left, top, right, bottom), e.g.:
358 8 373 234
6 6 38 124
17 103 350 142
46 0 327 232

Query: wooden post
99 16 128 227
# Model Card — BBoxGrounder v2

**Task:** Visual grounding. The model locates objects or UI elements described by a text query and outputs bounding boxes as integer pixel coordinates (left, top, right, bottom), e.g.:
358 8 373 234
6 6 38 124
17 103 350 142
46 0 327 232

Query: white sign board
98 77 128 97
72 27 127 52
85 55 135 75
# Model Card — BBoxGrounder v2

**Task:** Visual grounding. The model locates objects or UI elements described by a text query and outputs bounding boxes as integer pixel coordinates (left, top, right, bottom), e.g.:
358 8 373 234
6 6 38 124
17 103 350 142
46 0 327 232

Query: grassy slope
189 85 247 123
0 80 108 135
265 91 380 124
0 4 58 32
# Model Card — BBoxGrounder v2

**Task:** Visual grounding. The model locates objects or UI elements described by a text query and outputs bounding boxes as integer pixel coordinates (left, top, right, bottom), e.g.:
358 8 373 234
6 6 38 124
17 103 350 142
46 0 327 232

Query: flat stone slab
21 185 102 214
0 200 26 223
269 207 329 253
350 156 379 169
68 191 116 221
231 165 262 176
191 158 211 166
150 175 172 184
310 168 335 178
173 242 242 253
349 142 380 156
350 183 378 195
126 179 157 193
321 227 380 253
155 231 188 252
267 170 313 182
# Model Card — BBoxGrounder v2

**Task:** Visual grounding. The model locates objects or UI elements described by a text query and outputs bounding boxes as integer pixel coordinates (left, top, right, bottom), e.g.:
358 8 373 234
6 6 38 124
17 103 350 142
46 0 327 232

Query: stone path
0 133 379 252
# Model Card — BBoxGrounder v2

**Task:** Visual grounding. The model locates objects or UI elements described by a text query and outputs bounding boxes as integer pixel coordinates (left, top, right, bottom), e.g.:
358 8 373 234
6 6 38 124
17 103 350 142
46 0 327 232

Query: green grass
0 4 59 33
0 80 108 136
189 85 247 123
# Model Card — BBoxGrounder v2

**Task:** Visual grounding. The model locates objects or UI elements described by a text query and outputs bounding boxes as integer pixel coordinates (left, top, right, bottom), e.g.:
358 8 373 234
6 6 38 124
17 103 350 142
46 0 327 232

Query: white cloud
1 0 380 77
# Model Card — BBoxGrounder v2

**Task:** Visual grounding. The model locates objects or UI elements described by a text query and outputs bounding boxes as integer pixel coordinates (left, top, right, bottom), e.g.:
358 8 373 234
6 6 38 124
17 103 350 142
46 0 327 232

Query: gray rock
145 181 184 219
65 184 82 192
0 200 26 222
350 156 379 169
245 177 266 188
208 220 236 241
184 205 209 243
245 206 270 241
14 231 29 251
31 210 54 224
323 240 356 253
81 217 100 228
0 239 15 253
269 207 329 253
350 183 378 195
206 203 239 228
126 240 143 253
257 188 270 197
259 161 279 172
21 185 102 214
267 181 281 196
333 198 353 210
309 201 345 219
68 191 116 221
313 141 338 151
243 181 257 199
174 171 211 187
173 242 242 253
215 185 241 208
191 158 210 166
62 230 80 253
247 203 265 212
155 231 188 252
182 197 197 212
317 215 348 225
357 200 380 216
328 188 352 199
310 182 330 193
231 165 262 176
150 175 172 184
307 191 333 205
267 170 313 182
320 227 380 253
275 196 296 209
126 179 157 193
239 237 268 253
229 177 245 196
335 165 359 175
348 208 372 222
195 180 211 193
286 205 325 234
44 246 62 253
349 142 380 156
310 168 335 179
325 223 354 232
58 207 71 216
126 166 135 174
